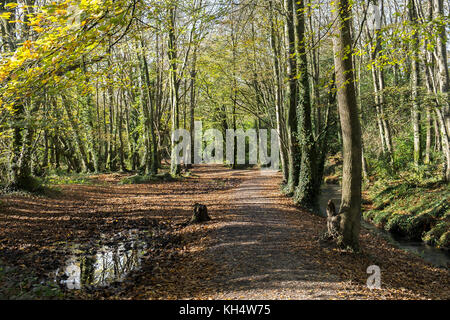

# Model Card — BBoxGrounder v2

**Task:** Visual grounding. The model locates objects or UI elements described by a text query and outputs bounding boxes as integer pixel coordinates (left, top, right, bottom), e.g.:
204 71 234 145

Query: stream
318 184 450 269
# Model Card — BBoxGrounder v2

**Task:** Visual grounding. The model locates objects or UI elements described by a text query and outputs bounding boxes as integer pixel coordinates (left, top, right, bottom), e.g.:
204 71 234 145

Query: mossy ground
363 179 449 249
119 172 182 184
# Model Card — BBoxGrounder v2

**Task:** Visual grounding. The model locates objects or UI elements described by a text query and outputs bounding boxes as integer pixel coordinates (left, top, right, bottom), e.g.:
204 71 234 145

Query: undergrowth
0 261 63 299
363 178 449 249
119 172 181 184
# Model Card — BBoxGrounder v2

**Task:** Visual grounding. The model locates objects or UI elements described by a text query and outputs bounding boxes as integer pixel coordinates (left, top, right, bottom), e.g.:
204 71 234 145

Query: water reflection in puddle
54 230 148 289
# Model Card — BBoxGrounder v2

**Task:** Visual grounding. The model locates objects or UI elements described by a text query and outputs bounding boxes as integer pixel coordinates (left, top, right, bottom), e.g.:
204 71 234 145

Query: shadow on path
206 171 341 299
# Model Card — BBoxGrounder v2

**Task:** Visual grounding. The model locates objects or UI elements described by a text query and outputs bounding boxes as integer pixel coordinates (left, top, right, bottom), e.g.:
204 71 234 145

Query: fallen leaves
0 165 448 300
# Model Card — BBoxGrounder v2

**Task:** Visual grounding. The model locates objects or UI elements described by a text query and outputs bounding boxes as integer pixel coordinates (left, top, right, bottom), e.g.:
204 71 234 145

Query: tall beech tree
433 0 450 181
332 0 363 250
168 4 181 176
409 0 422 167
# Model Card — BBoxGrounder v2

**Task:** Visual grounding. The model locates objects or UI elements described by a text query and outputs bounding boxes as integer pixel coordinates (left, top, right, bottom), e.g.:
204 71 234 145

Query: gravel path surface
206 170 341 299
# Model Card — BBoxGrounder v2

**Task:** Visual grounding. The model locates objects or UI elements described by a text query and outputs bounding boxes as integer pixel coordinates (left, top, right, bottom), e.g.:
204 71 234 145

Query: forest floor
0 165 448 299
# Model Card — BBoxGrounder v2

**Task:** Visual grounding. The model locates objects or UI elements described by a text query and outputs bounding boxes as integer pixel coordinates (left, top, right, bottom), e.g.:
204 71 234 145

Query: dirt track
205 170 341 299
0 165 448 299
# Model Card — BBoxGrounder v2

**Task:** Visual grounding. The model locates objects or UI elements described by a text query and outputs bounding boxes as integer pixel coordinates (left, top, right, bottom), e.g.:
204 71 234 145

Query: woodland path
1 166 448 300
204 169 341 299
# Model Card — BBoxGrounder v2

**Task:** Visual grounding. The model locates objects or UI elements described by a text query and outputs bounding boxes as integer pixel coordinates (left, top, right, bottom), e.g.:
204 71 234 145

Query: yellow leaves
114 8 125 15
23 40 33 49
353 48 367 58
0 12 12 19
4 2 18 9
55 9 67 16
0 68 7 82
29 16 43 26
33 26 45 33
47 15 58 23
0 0 132 108
0 98 15 113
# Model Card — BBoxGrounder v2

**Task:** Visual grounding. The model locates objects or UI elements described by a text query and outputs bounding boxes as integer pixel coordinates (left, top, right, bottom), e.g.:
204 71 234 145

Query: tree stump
190 203 211 223
326 200 340 237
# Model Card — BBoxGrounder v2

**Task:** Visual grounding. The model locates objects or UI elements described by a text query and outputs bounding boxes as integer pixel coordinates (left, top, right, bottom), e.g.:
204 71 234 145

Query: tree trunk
188 46 197 169
106 57 115 171
332 0 362 251
140 37 158 175
61 96 92 173
168 6 181 176
434 0 450 180
269 0 288 182
117 91 126 172
230 4 238 169
284 0 300 194
370 2 393 163
293 0 317 210
409 0 422 167
435 108 450 181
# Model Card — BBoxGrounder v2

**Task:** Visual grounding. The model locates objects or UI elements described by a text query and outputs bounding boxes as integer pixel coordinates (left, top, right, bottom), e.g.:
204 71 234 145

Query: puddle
319 184 450 269
53 230 148 290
